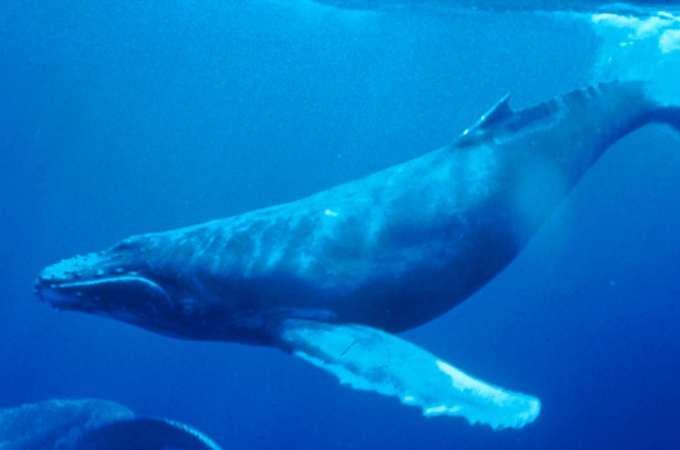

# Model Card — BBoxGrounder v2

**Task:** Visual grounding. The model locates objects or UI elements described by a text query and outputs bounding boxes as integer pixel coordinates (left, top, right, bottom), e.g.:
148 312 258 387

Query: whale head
34 234 225 340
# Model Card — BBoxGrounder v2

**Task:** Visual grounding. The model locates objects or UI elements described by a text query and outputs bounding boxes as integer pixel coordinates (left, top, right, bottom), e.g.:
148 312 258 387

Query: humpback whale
0 399 223 450
35 81 680 430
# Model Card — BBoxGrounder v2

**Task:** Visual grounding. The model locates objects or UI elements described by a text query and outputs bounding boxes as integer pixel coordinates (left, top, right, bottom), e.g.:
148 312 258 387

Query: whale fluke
278 319 540 429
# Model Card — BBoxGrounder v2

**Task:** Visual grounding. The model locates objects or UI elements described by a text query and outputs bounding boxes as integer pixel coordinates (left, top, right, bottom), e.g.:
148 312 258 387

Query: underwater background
2 1 680 448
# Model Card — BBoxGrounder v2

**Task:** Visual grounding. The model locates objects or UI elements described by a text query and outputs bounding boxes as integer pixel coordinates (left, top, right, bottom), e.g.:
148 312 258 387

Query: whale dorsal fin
479 93 513 128
467 94 513 131
459 94 513 143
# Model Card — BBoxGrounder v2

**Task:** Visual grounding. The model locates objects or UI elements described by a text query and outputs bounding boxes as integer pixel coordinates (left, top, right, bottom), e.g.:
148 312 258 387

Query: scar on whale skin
35 81 680 429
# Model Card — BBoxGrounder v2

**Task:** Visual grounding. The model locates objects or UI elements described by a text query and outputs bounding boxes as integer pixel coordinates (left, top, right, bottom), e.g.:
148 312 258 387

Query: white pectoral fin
277 319 540 430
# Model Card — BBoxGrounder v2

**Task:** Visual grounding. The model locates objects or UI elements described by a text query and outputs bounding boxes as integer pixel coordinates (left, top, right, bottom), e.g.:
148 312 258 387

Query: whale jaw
36 275 171 312
34 249 174 330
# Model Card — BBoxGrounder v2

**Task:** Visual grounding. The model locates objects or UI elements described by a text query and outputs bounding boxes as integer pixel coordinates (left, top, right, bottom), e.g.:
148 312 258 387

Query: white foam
660 29 680 53
590 11 680 105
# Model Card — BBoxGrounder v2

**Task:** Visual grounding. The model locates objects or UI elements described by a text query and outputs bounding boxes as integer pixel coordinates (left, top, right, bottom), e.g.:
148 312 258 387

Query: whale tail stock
646 103 680 132
623 77 680 134
458 80 680 161
557 80 680 145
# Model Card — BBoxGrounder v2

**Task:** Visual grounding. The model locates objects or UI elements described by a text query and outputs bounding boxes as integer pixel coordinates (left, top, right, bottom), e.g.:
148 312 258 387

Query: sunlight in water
590 11 680 105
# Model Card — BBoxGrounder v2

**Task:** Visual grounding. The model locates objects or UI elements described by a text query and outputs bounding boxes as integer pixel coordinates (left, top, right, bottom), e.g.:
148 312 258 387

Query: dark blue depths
1 1 679 449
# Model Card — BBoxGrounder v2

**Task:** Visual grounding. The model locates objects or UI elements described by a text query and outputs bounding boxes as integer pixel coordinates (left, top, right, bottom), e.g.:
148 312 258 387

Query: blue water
2 1 680 448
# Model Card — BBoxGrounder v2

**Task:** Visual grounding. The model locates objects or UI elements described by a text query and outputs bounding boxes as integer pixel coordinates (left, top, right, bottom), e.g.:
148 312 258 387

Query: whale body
0 399 222 450
35 81 680 430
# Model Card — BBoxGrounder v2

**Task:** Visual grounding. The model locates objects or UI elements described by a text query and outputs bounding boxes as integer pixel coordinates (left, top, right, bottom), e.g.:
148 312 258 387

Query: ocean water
1 1 680 449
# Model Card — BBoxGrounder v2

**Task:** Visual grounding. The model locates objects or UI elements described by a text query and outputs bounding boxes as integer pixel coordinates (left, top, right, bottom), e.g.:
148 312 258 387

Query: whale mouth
35 275 171 313
35 251 172 314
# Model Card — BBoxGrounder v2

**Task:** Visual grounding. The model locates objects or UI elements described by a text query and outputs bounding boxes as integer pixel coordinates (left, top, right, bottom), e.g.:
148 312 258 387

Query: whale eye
179 298 204 317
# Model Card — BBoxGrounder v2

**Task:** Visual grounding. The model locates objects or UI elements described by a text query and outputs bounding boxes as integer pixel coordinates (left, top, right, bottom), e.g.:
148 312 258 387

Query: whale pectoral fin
275 319 540 430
